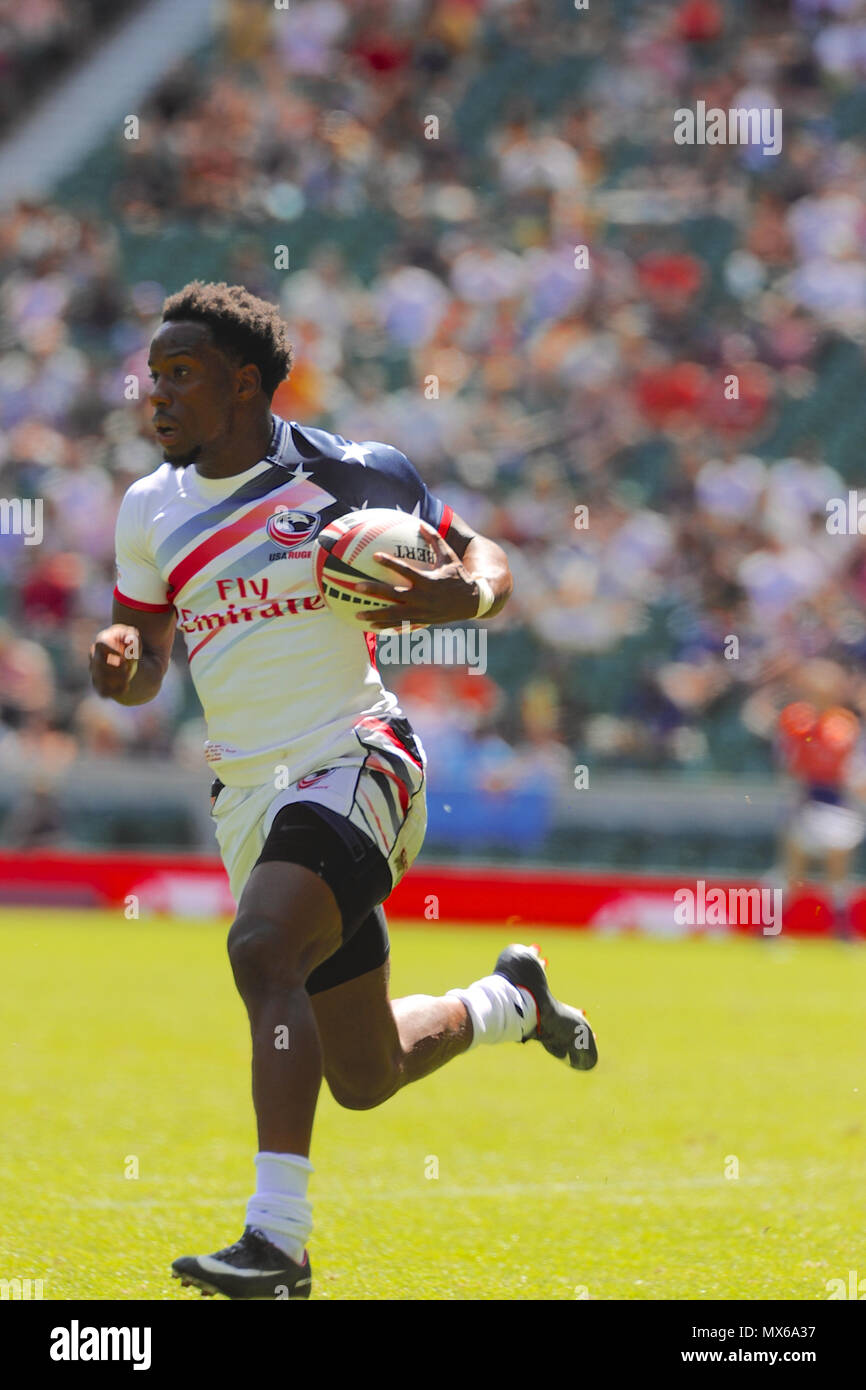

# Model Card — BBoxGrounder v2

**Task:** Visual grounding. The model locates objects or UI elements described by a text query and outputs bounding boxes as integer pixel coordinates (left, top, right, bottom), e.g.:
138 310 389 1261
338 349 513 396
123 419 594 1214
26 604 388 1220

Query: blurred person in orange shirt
777 659 866 938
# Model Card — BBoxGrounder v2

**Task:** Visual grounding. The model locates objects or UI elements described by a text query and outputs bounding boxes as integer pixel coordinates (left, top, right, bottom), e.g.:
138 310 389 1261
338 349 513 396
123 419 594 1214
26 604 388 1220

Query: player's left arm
356 510 513 630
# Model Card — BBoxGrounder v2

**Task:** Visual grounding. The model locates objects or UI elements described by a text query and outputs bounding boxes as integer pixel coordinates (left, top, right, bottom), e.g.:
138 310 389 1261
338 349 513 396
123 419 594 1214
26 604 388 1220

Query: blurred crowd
3 0 866 834
0 0 141 136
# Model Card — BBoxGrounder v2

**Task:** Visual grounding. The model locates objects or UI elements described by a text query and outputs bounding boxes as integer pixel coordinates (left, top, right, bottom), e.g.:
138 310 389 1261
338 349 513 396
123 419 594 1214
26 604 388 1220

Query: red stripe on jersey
114 587 172 612
186 626 224 662
358 788 387 845
357 714 422 769
166 486 312 602
436 503 453 538
366 754 410 812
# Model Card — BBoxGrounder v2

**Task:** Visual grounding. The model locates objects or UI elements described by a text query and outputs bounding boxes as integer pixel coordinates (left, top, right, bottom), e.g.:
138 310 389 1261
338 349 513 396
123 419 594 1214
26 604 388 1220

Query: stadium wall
5 849 863 937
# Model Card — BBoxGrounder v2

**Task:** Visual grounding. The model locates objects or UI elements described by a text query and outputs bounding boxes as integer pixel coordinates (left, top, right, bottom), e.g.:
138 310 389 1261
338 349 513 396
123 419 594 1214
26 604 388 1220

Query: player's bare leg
313 946 597 1113
825 845 855 938
227 860 342 1153
172 860 341 1300
311 960 472 1110
392 992 475 1080
783 836 808 894
784 838 854 937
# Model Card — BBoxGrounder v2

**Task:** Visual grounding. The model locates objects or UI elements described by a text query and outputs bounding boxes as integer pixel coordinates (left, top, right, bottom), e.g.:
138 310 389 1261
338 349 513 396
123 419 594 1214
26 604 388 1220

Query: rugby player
89 282 597 1299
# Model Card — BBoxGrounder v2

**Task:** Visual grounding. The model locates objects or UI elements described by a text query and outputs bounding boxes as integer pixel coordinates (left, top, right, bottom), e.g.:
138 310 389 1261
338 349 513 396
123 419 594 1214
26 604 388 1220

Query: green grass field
1 909 864 1300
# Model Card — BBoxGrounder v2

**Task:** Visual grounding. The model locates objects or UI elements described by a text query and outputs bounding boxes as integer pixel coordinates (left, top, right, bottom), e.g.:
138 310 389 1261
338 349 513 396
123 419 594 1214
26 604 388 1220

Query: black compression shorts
253 799 392 995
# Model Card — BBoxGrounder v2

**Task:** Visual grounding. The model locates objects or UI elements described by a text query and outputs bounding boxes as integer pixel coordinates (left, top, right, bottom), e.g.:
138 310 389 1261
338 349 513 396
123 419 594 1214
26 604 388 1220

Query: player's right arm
90 477 176 705
90 601 176 706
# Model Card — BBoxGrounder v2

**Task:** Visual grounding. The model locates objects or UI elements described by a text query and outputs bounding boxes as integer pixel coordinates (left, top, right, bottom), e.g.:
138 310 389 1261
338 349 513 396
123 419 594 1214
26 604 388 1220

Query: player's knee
227 912 304 996
327 1060 403 1111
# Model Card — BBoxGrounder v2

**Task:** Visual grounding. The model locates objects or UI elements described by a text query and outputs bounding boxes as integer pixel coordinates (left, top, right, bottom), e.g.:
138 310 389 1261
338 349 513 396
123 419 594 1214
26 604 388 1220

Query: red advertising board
0 849 862 936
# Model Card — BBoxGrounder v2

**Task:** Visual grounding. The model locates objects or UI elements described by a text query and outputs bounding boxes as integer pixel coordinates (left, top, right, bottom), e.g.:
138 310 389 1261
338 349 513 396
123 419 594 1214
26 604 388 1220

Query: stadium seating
3 0 866 868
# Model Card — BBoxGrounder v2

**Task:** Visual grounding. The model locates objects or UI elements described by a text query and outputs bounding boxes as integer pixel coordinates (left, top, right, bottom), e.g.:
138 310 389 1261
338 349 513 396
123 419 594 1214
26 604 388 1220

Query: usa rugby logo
266 509 321 550
296 768 336 789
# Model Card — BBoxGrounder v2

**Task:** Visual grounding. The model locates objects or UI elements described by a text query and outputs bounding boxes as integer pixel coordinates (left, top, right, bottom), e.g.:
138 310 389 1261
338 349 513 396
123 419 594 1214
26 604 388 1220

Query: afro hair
161 281 293 400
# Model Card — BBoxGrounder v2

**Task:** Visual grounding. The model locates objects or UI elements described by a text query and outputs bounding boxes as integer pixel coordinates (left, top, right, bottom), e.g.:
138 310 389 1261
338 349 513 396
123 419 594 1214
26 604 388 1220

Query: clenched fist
90 624 141 699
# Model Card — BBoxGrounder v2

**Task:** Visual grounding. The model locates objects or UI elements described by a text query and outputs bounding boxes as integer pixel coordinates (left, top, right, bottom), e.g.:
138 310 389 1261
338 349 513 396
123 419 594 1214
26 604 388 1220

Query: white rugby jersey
114 415 453 786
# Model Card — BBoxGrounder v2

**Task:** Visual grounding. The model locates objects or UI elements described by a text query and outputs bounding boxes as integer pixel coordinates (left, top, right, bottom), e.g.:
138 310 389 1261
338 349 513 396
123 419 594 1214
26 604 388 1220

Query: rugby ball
314 508 440 624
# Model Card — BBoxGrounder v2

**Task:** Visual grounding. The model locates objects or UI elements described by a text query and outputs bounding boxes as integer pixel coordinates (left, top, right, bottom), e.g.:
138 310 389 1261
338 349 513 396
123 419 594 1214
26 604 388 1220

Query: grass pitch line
50 1173 776 1213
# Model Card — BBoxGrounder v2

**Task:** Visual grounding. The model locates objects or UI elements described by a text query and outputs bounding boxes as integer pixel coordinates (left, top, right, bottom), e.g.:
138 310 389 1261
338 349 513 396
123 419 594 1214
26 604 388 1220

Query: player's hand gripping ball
314 508 440 626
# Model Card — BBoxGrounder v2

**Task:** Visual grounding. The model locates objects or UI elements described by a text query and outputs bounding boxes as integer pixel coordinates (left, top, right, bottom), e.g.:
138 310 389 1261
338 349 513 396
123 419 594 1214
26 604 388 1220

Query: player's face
147 320 239 467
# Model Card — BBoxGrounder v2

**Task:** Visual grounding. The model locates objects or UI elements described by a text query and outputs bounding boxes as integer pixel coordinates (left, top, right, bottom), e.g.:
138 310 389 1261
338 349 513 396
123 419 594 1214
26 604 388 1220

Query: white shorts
211 714 428 906
788 799 865 855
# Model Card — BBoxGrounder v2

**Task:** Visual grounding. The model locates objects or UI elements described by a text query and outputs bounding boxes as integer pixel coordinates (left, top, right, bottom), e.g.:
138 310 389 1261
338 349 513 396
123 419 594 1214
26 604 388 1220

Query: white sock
246 1152 312 1264
447 974 537 1047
